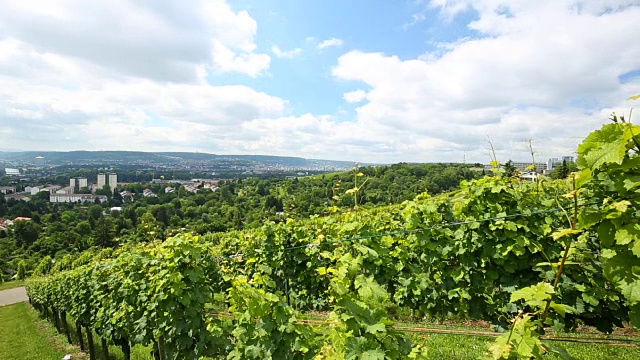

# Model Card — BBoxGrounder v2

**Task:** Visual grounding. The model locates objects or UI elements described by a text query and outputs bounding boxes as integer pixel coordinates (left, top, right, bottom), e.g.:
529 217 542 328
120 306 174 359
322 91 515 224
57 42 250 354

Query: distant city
483 156 575 174
0 151 361 178
0 151 365 205
0 150 577 205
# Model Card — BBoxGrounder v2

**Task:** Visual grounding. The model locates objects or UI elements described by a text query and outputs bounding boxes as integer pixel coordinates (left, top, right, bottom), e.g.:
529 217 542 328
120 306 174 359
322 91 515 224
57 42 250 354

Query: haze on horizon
0 0 639 164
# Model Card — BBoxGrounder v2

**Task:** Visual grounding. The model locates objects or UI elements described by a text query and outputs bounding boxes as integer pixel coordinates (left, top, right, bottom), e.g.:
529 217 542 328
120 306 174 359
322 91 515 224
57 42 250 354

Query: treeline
0 163 482 281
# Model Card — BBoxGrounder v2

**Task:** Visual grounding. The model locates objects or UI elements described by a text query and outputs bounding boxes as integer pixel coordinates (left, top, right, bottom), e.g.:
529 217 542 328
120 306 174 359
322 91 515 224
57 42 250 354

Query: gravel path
0 287 28 307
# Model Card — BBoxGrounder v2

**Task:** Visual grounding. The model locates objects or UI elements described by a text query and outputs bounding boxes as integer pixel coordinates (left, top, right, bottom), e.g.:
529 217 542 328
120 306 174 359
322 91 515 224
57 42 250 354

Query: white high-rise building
97 173 118 192
97 173 106 189
108 173 118 191
70 177 88 192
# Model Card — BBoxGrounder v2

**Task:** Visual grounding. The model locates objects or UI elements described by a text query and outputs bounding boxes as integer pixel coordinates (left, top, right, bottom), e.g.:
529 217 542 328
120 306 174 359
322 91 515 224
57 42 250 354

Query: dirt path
0 287 28 307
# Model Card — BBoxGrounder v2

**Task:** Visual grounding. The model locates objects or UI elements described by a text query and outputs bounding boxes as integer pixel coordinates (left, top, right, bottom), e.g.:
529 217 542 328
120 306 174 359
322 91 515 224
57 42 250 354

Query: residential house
49 194 108 203
0 186 16 194
143 189 157 197
5 194 30 202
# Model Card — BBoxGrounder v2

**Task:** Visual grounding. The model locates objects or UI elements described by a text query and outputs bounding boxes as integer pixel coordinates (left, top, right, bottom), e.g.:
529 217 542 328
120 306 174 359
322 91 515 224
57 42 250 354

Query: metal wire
208 312 639 347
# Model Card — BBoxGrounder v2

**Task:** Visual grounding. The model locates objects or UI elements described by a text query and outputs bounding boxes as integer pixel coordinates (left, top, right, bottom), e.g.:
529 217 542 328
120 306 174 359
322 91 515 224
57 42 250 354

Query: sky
0 0 639 164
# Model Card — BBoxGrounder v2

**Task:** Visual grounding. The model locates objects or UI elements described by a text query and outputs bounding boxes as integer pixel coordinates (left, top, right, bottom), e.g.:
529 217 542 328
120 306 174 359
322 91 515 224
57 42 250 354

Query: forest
0 162 481 281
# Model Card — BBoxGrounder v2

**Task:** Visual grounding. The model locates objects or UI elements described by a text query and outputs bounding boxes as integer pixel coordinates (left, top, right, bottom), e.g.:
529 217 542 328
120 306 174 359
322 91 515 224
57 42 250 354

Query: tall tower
108 173 118 191
70 177 88 192
97 173 106 189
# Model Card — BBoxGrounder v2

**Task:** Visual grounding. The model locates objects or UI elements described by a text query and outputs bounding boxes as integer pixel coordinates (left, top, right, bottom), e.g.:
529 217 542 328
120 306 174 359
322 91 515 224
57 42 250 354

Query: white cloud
329 0 640 162
343 90 368 103
317 38 344 49
0 0 639 164
0 0 270 80
271 45 303 59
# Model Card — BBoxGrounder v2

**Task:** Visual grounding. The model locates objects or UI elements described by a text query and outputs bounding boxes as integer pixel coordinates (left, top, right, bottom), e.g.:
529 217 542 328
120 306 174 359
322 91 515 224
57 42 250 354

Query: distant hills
0 151 363 170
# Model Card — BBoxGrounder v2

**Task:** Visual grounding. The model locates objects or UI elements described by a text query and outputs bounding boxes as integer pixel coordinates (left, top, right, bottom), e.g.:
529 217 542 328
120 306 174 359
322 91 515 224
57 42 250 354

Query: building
25 186 51 195
520 172 540 182
70 177 88 192
143 189 157 197
5 194 30 202
97 173 118 192
545 156 576 172
0 186 16 194
43 185 61 194
0 217 30 230
483 162 546 173
108 173 117 190
35 156 45 166
97 173 106 189
4 168 20 176
49 194 108 203
510 162 547 173
56 186 75 195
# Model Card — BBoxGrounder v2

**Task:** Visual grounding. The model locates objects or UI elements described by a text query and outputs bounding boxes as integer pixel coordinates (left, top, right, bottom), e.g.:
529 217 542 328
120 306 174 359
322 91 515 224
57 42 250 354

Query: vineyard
25 120 640 359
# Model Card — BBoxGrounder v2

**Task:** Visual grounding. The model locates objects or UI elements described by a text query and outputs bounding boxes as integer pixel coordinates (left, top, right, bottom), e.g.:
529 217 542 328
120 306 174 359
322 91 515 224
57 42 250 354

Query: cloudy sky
0 0 639 163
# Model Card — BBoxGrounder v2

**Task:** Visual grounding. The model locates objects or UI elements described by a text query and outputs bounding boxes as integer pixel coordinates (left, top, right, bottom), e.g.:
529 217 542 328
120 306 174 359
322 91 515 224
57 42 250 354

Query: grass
410 332 640 359
397 317 640 359
300 312 640 359
0 302 81 360
0 280 24 291
0 302 153 360
3 301 639 359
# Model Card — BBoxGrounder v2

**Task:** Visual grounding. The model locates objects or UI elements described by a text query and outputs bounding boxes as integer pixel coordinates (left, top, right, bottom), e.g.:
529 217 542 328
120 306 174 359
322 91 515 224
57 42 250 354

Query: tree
76 186 92 194
88 204 103 220
95 184 113 198
13 220 41 248
16 260 26 280
93 217 116 248
503 160 517 177
550 160 575 179
136 212 163 242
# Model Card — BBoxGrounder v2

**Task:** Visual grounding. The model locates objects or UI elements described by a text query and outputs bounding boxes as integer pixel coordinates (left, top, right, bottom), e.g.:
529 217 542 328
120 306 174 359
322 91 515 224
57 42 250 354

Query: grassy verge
300 312 640 359
8 301 639 359
0 280 24 291
410 332 640 360
0 302 82 360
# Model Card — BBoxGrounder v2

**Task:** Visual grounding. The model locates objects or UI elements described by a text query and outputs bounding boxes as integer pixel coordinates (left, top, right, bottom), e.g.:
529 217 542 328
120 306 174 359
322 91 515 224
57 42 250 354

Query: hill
0 151 362 170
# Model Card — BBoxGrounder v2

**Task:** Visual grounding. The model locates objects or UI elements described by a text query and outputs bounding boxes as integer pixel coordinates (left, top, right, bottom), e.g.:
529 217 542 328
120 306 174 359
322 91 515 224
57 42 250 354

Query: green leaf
545 343 576 360
510 282 554 307
550 302 578 317
597 221 617 247
551 228 582 240
365 323 386 335
615 224 640 246
610 200 632 214
574 169 592 188
361 349 385 360
488 334 512 360
603 251 640 304
577 124 628 169
630 304 640 328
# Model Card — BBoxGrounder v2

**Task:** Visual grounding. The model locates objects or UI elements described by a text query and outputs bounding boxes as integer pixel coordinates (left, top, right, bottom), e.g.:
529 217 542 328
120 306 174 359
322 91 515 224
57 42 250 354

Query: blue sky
221 0 479 116
0 0 639 163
